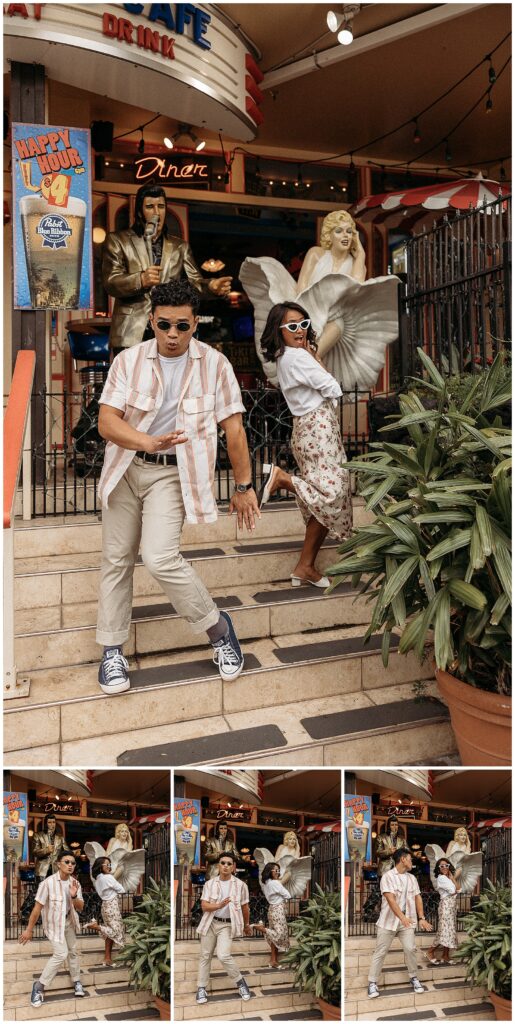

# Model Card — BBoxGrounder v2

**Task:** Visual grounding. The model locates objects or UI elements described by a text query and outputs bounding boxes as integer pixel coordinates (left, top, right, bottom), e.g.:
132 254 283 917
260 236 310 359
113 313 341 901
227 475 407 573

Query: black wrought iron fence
143 824 170 888
311 833 341 893
400 193 511 378
4 881 143 941
346 881 478 936
29 385 371 517
481 827 511 888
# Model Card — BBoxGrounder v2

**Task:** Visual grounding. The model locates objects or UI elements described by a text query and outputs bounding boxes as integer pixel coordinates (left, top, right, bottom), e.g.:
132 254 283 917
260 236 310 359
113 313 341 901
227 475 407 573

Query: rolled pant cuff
96 629 130 647
187 605 221 636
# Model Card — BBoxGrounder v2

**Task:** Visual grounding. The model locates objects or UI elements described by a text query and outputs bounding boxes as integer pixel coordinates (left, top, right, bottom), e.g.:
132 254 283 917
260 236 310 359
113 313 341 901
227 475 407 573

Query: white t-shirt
213 878 232 919
94 872 126 902
276 346 342 418
147 351 189 450
262 879 290 905
437 874 457 898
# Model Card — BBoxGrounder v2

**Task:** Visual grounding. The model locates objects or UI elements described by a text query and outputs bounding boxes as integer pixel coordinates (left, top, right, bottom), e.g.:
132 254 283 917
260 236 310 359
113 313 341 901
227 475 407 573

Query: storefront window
428 806 470 825
86 801 127 820
257 810 299 829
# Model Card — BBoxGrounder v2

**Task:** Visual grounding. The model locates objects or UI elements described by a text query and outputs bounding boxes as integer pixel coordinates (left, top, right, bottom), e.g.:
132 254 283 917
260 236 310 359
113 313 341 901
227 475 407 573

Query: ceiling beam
262 4 490 89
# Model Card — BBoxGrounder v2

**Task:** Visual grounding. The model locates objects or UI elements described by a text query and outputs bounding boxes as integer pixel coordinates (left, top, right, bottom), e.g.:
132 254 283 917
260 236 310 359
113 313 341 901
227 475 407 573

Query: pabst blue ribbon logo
37 214 72 250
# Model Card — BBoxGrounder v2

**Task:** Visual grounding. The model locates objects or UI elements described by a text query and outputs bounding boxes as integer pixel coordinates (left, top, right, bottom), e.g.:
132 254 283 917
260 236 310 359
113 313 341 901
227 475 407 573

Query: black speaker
91 120 114 152
201 796 209 810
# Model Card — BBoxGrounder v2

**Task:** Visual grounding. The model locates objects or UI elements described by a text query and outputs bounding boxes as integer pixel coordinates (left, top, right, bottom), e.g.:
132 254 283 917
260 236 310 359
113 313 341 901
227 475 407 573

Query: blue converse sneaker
98 648 130 695
237 977 251 1001
211 611 244 681
410 976 425 994
196 987 208 1004
367 981 380 998
74 981 86 997
30 981 44 1007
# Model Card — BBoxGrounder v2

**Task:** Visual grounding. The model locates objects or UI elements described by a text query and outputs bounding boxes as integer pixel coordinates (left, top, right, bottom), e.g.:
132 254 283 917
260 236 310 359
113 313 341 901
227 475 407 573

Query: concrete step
5 965 130 994
13 503 324 557
14 579 374 671
177 981 316 1020
345 979 491 1020
346 962 468 989
3 982 153 1019
13 534 345 611
4 625 452 767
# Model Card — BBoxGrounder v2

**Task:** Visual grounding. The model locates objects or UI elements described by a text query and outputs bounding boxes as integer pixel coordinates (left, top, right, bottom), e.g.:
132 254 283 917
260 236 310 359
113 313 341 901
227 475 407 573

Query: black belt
135 451 177 466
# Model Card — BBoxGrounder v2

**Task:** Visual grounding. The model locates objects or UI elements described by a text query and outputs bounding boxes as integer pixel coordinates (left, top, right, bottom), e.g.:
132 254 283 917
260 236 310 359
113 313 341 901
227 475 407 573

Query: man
205 822 241 879
20 849 85 1008
32 814 67 880
376 815 406 876
96 278 260 693
196 851 252 1005
102 182 232 354
368 847 432 999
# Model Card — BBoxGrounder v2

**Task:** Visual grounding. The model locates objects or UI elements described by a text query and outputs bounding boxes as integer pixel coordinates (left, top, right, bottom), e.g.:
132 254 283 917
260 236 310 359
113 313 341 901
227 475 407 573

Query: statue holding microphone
102 182 232 355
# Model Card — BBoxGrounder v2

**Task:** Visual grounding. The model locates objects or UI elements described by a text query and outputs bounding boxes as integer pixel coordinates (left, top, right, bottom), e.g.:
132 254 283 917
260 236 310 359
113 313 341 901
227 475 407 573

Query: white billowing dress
239 252 399 389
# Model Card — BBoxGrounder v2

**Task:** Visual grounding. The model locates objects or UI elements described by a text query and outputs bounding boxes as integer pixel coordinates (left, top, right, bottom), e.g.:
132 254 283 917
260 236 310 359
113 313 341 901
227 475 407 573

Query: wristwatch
234 482 253 493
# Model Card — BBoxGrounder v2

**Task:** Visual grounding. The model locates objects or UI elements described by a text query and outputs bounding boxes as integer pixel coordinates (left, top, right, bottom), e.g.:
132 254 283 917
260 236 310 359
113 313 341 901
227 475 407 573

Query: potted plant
326 350 511 764
282 885 341 1020
115 877 171 1020
454 880 512 1020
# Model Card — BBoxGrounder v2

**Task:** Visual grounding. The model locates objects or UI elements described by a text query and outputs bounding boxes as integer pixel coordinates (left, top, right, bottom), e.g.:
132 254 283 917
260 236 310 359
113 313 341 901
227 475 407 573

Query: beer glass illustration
20 194 86 308
346 811 370 861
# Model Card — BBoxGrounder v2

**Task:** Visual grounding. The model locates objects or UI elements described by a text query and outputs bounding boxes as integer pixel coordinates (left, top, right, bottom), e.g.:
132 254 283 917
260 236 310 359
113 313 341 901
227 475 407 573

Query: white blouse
94 873 126 902
262 879 291 905
276 346 342 417
437 874 457 898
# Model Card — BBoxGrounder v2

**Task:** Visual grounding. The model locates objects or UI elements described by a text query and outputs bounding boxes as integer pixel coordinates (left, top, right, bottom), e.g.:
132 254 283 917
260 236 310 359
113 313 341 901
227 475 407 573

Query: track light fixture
327 5 360 46
163 124 206 152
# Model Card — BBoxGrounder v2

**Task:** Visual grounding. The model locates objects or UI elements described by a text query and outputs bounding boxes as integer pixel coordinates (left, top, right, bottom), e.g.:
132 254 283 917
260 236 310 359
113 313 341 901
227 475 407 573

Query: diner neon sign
135 155 210 184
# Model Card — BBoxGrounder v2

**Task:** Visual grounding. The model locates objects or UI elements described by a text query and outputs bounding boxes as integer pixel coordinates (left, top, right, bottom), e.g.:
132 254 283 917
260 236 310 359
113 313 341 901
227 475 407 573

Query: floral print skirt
291 399 353 541
264 901 290 953
99 896 126 950
436 895 457 949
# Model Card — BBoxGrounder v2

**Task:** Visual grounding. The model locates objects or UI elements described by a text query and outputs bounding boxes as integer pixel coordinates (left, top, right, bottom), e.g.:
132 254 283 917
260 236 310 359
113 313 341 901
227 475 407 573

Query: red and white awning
353 176 509 222
300 821 341 833
130 812 171 825
474 817 512 830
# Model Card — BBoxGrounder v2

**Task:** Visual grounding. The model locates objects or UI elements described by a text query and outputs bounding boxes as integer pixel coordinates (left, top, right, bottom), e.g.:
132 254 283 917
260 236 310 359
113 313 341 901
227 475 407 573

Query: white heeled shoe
291 575 330 589
258 464 278 508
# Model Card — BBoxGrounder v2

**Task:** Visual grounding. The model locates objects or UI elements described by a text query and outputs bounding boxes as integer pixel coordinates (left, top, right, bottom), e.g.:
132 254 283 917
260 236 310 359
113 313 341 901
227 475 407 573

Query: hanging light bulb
485 92 493 113
444 138 452 163
164 136 174 150
138 131 145 155
500 164 506 181
412 119 421 144
488 60 497 84
196 138 206 152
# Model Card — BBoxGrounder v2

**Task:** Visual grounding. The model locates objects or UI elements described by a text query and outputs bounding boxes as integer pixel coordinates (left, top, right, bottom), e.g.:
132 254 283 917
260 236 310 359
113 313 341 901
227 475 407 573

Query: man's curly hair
150 279 201 315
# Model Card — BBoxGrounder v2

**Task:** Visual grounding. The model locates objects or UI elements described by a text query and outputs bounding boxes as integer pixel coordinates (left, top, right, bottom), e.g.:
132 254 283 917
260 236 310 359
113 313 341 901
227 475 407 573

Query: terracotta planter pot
488 991 512 1020
436 669 512 765
154 995 171 1020
317 996 341 1020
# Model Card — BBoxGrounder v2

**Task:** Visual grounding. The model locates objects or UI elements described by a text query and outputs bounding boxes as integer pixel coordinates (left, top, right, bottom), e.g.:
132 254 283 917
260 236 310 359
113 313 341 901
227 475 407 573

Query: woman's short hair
320 209 358 251
434 857 452 877
132 182 168 238
260 302 317 363
92 856 111 879
261 861 280 884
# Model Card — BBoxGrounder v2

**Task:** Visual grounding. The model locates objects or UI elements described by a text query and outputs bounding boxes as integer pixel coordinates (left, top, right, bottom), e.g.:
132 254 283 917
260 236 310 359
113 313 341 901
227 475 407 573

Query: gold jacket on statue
102 229 209 349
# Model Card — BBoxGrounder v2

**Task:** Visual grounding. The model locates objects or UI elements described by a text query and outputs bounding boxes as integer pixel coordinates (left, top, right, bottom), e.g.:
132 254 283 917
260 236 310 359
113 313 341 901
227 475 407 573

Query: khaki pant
96 459 219 646
197 920 243 988
39 918 81 986
368 925 418 982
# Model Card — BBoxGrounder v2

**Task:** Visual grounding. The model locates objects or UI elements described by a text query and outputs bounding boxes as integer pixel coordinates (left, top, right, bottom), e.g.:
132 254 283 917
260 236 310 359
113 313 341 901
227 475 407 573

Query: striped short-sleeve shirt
377 868 421 931
98 336 245 524
35 873 82 944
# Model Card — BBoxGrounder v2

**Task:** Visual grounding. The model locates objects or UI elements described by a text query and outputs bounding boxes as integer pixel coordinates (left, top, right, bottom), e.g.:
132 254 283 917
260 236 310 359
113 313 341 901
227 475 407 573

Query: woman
258 302 352 586
240 209 398 389
275 831 301 861
426 859 461 965
106 823 133 856
88 857 126 966
253 862 291 968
